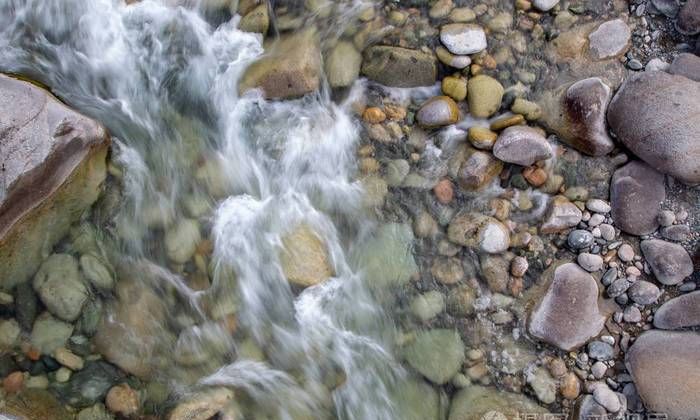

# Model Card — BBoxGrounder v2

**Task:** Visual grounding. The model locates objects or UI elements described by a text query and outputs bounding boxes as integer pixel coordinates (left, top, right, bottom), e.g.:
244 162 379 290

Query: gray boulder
607 71 700 184
529 263 606 351
654 291 700 329
0 74 110 290
641 239 693 285
626 330 700 419
610 161 666 235
669 53 700 81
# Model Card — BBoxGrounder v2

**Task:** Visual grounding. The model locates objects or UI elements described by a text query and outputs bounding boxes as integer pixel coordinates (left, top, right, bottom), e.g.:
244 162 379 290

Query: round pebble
617 244 634 262
568 230 594 249
578 253 604 272
623 306 642 323
106 383 140 416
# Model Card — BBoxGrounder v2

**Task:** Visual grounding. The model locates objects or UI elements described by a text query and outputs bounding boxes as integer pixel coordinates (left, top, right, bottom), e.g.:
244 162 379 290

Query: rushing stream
1 0 408 418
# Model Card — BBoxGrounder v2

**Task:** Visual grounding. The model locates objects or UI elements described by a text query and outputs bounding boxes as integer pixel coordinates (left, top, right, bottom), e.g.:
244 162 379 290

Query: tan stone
280 224 334 287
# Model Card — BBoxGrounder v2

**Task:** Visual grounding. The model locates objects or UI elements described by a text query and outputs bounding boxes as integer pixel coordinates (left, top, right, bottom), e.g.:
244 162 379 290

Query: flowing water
0 0 411 418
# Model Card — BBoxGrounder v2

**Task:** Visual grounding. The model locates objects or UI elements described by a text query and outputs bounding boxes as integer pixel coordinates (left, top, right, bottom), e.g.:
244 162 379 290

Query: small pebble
617 244 634 262
623 306 642 323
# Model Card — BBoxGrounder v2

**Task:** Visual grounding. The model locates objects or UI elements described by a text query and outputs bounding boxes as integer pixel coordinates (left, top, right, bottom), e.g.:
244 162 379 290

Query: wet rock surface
361 46 437 87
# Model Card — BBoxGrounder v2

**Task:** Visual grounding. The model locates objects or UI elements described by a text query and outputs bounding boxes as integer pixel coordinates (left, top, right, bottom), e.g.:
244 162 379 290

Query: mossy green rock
404 329 465 385
448 386 547 420
467 75 504 118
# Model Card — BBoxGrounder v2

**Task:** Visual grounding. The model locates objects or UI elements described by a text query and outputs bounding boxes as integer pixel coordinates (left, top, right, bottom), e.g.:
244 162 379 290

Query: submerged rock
448 212 510 254
280 224 334 287
607 71 700 184
457 149 503 191
588 19 631 60
352 223 418 288
539 77 615 156
325 41 362 88
32 253 88 322
168 388 236 420
238 29 321 99
0 74 110 290
654 291 700 329
641 239 693 285
416 96 460 128
361 46 437 87
448 385 546 420
528 263 606 351
540 196 583 234
610 161 666 235
440 23 487 55
31 312 74 354
404 329 465 385
467 75 504 118
2 389 73 420
626 330 700 419
393 379 441 420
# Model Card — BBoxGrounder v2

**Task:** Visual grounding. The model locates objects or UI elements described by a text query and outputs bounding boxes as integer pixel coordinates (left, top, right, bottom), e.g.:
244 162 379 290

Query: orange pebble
3 371 24 393
362 107 386 124
26 348 41 361
433 179 454 204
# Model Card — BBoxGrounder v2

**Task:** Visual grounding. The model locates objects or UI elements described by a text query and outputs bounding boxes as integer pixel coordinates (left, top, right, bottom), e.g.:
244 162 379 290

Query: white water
0 0 406 418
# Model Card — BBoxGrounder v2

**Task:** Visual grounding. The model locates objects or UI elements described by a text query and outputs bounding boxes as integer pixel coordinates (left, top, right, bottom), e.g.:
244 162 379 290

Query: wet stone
492 126 553 166
588 19 631 60
404 329 465 385
416 96 460 128
52 361 124 408
440 23 487 55
361 46 437 88
568 230 594 249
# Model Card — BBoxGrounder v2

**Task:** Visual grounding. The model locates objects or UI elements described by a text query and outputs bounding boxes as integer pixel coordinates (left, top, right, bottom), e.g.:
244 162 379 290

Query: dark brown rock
654 291 700 329
0 74 110 290
610 161 666 235
607 71 700 184
539 77 615 156
626 330 700 419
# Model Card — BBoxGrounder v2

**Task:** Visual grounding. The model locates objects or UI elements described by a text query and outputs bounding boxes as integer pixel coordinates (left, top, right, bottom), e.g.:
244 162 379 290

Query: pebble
55 367 72 383
588 213 605 227
588 19 631 60
440 23 487 55
588 341 615 361
532 0 559 11
106 383 140 417
410 291 446 322
661 225 690 241
657 210 675 227
628 280 661 305
32 254 88 322
578 253 604 272
593 384 621 412
601 268 618 286
3 371 24 393
623 306 642 323
436 46 472 69
492 126 553 166
617 244 634 262
591 361 607 379
416 96 460 128
53 347 84 371
510 256 529 277
560 372 581 400
0 319 20 348
641 239 693 285
568 229 594 249
586 199 611 214
165 219 201 264
467 75 504 118
599 224 616 241
607 278 631 298
433 179 454 204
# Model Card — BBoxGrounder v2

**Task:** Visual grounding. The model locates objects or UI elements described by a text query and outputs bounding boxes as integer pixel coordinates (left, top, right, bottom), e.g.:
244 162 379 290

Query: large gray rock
626 330 700 419
641 239 693 285
669 53 700 82
0 74 110 290
654 291 700 329
361 46 437 88
538 77 615 156
610 161 666 235
607 71 700 184
493 126 553 166
448 386 546 420
588 19 631 60
238 29 321 99
676 0 700 35
404 329 465 385
529 263 606 351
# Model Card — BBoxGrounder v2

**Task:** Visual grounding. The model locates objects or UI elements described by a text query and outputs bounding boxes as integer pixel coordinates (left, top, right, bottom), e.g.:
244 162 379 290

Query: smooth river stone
610 161 666 236
654 291 700 329
607 71 700 184
669 53 700 82
626 330 700 419
361 46 437 88
404 329 465 385
448 385 546 420
641 239 693 285
493 126 553 166
416 96 460 128
588 19 631 60
529 263 606 351
440 23 487 55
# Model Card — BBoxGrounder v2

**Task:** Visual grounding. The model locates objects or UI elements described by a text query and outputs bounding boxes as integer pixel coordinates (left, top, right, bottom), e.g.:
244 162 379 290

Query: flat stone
641 239 693 285
404 329 465 385
538 78 615 156
280 224 334 287
610 161 666 236
607 71 700 184
669 53 700 82
654 291 700 329
493 126 553 166
541 196 583 234
529 263 606 351
626 330 700 419
239 29 320 99
440 23 487 55
416 96 460 128
0 75 110 290
448 385 546 420
588 19 631 60
361 46 437 88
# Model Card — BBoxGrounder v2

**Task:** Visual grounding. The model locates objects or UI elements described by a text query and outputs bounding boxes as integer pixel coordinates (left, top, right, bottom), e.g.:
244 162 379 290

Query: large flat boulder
626 330 700 419
238 29 321 99
607 71 700 184
0 74 110 290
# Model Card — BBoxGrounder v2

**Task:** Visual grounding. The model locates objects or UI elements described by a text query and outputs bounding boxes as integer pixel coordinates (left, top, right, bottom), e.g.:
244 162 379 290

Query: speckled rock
361 46 437 87
416 96 460 128
610 161 666 235
539 78 615 156
32 254 88 322
628 280 661 305
654 291 700 329
493 126 553 166
529 263 606 351
607 71 700 184
641 239 693 285
626 330 700 419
